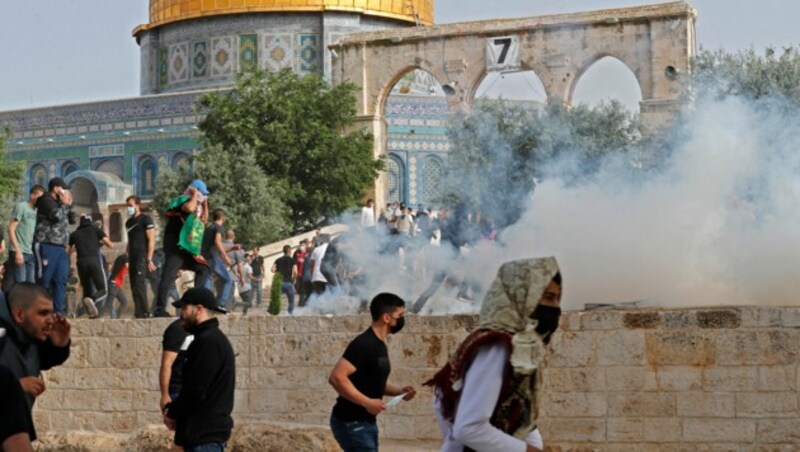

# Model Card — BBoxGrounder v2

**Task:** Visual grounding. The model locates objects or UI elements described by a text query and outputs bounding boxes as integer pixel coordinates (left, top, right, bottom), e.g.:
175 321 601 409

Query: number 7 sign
486 36 521 72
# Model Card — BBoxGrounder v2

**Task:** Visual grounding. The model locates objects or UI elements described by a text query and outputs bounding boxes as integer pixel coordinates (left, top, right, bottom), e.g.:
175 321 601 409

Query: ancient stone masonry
33 306 800 448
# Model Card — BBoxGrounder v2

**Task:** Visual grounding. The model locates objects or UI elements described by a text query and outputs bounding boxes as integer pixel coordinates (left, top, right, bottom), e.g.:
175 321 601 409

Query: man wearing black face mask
327 293 417 452
427 258 562 452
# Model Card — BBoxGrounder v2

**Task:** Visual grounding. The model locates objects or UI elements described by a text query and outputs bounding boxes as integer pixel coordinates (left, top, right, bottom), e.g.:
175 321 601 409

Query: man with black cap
163 287 235 451
34 177 76 314
153 180 211 317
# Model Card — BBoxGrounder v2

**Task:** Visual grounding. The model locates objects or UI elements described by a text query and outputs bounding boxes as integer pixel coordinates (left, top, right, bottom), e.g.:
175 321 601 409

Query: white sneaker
82 297 98 318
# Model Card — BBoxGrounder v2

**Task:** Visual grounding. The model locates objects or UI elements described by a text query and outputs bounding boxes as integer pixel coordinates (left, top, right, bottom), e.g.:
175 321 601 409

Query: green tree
268 272 282 315
197 68 382 233
0 130 25 254
443 100 641 228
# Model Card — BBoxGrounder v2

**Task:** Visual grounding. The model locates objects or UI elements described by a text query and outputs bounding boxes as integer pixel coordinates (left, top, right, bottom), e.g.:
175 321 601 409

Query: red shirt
113 263 128 287
293 250 308 276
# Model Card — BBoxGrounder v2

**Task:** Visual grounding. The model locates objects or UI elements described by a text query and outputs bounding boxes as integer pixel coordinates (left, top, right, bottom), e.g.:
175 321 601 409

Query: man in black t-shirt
250 247 265 307
69 216 113 318
200 209 233 306
328 293 416 451
271 245 296 314
160 319 193 412
125 196 156 319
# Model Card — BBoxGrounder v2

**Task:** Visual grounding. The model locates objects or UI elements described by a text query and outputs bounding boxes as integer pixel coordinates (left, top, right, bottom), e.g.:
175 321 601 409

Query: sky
0 0 798 112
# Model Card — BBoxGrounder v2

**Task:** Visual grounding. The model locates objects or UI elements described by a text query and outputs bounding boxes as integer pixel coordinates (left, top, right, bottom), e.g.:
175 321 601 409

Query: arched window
138 157 158 197
30 164 47 188
94 158 124 179
387 154 406 204
61 161 79 177
421 157 444 204
172 152 192 171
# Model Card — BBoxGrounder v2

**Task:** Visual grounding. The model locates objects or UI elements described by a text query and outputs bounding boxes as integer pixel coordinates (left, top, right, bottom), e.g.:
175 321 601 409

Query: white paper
387 393 408 409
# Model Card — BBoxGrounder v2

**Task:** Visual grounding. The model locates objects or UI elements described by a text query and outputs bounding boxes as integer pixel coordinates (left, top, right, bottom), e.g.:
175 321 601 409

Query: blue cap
191 179 209 196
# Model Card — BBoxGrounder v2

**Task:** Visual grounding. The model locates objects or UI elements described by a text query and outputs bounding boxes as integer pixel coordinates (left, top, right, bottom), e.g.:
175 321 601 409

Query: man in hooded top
426 257 563 452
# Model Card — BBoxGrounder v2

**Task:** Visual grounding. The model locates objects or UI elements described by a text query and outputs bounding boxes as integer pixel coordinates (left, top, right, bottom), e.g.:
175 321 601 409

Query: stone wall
32 307 800 448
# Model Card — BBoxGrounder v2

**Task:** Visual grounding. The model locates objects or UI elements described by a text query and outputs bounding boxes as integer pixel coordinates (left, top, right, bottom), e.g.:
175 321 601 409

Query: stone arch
93 158 125 179
69 176 101 221
378 66 451 118
172 152 192 171
61 161 79 178
109 211 124 242
568 54 645 109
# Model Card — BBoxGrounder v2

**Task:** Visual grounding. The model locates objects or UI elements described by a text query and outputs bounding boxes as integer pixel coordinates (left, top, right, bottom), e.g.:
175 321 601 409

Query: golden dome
137 0 433 33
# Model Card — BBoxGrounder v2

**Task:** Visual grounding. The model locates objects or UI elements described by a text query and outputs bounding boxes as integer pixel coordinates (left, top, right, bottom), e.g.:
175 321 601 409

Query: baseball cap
48 177 71 191
190 179 210 196
172 287 228 313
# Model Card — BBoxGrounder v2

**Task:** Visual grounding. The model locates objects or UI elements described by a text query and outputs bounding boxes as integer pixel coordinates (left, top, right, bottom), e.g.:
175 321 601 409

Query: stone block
603 444 662 452
696 309 741 329
35 389 64 411
580 311 622 330
703 366 758 391
102 319 130 336
606 418 641 442
781 307 800 327
682 419 755 442
224 315 252 336
68 337 111 368
740 307 783 328
109 337 162 369
132 390 160 411
99 390 134 412
250 316 282 335
645 330 715 366
663 310 696 329
735 392 798 418
388 333 454 369
111 412 138 432
249 390 289 412
61 390 104 410
657 366 702 391
676 391 734 417
543 368 606 392
757 365 794 391
608 393 676 417
382 414 416 439
716 330 798 366
642 418 682 442
72 319 105 336
539 418 606 442
756 419 800 443
547 331 596 368
597 330 645 366
559 311 582 331
126 319 153 337
623 312 661 329
606 367 657 391
543 392 607 417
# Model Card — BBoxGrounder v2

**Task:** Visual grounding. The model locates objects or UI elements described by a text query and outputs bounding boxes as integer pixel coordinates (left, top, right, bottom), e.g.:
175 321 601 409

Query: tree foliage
0 130 25 249
443 100 641 229
197 69 382 233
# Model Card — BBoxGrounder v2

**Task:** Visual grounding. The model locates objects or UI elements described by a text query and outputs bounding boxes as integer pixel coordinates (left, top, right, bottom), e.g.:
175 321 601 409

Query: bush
268 273 283 315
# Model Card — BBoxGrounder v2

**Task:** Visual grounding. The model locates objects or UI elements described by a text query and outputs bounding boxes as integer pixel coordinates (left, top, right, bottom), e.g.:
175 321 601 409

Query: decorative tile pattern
168 43 189 84
158 47 169 88
192 41 209 79
297 34 319 74
210 36 235 77
239 34 258 71
262 34 293 72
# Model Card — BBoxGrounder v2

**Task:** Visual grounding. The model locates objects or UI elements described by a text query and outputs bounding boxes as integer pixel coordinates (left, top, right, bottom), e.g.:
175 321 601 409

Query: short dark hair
126 195 141 205
553 272 562 285
283 245 292 254
369 293 405 321
213 209 226 221
30 185 46 195
9 282 53 310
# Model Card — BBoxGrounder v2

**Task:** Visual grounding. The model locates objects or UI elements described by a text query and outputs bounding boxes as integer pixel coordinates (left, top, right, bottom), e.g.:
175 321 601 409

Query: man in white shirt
309 234 330 296
426 257 563 452
360 199 376 228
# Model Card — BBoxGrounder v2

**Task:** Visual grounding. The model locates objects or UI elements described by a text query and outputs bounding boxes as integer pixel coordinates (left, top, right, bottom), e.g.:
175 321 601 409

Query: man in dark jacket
69 215 114 318
34 177 76 314
0 283 71 441
164 288 234 451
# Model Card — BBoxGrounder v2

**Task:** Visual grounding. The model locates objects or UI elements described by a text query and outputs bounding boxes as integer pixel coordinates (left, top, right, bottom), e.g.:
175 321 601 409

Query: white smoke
298 96 800 314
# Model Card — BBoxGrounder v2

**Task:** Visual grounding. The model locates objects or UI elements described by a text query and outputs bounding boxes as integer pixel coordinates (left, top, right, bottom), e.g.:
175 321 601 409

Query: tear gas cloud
300 96 800 314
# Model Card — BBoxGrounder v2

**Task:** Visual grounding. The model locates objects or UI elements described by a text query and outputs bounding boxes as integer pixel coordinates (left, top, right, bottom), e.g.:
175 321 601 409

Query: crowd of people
0 177 563 452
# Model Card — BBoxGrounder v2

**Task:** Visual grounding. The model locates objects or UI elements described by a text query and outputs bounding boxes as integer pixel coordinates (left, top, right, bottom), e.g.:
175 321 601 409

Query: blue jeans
253 279 263 306
184 444 225 452
37 243 69 314
205 256 232 306
13 252 36 283
281 282 296 314
330 416 378 452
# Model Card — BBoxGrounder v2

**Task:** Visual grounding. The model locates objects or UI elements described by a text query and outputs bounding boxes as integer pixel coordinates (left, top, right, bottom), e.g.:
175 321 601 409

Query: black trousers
129 254 150 319
154 250 209 314
76 256 107 305
312 281 327 295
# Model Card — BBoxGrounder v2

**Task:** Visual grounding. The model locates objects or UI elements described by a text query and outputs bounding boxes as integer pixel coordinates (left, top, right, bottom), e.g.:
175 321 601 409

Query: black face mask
390 316 405 334
532 304 562 344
